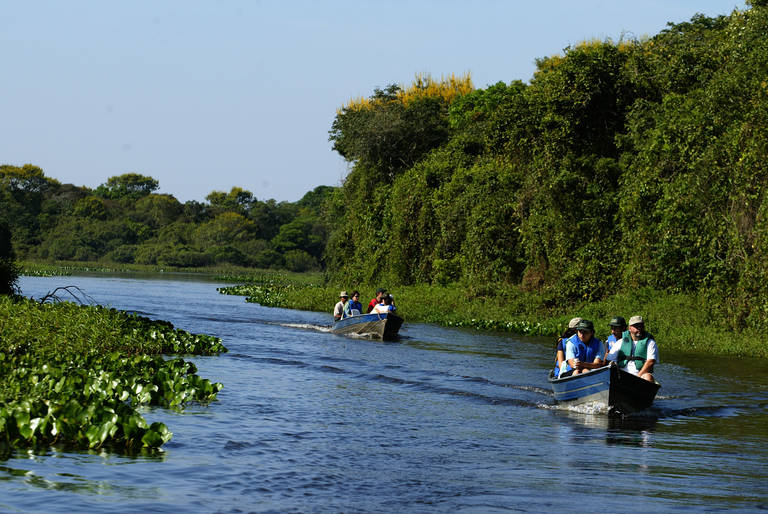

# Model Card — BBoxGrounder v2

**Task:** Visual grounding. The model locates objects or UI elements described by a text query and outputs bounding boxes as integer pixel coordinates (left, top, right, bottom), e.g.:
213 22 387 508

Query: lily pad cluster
0 296 226 451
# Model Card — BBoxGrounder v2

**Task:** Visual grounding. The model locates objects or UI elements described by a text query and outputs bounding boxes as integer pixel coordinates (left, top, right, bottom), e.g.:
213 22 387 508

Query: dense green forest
324 4 768 332
0 166 334 272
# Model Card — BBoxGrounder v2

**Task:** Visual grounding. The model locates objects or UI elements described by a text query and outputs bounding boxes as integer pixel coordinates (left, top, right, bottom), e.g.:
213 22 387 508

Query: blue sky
1 0 742 203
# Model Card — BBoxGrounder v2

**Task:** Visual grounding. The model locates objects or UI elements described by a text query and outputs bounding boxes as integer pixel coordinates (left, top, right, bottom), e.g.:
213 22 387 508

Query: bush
206 245 248 266
283 249 318 272
102 245 138 264
157 247 213 268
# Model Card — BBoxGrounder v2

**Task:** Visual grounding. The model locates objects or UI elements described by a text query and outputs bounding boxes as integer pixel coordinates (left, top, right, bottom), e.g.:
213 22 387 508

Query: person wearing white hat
333 291 349 322
605 315 659 382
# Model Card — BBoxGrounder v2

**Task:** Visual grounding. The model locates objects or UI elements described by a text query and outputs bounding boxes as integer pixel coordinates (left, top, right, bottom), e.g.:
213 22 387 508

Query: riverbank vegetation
18 259 315 279
0 295 227 452
321 5 768 344
218 274 765 358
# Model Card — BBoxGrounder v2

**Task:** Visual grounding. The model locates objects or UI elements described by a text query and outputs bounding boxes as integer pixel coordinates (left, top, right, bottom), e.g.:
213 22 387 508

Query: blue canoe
548 362 660 414
331 312 403 340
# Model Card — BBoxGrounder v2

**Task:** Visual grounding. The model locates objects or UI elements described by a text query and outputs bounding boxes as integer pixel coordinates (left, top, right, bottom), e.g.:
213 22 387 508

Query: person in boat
561 319 605 377
605 316 627 355
553 317 581 378
605 315 658 382
343 291 363 317
371 294 396 314
333 291 349 321
366 288 387 313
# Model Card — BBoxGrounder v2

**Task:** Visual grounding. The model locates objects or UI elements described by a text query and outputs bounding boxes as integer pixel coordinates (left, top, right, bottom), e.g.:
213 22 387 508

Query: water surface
2 275 767 512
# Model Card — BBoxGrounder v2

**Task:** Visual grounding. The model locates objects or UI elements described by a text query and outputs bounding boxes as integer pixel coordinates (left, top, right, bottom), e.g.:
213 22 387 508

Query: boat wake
650 401 768 420
279 322 333 333
557 401 610 415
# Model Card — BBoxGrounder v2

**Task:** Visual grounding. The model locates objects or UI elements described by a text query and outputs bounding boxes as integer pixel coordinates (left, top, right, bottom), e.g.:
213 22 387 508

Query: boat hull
548 363 660 414
331 313 403 340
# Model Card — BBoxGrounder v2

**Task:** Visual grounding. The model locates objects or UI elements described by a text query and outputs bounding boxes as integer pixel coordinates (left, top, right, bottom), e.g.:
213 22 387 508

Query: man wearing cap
366 288 387 313
605 315 659 382
333 291 349 321
562 319 605 377
605 316 627 355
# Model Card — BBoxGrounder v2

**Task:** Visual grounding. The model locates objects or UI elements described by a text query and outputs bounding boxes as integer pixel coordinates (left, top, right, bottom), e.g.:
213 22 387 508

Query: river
2 274 767 512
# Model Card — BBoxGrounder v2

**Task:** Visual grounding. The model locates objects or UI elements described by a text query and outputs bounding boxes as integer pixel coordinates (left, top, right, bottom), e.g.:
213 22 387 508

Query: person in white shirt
605 315 658 382
333 291 349 321
371 294 396 314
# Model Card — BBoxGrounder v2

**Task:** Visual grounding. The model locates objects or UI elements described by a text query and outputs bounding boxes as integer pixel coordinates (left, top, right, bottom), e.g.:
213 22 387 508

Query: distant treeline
324 5 768 331
0 167 334 272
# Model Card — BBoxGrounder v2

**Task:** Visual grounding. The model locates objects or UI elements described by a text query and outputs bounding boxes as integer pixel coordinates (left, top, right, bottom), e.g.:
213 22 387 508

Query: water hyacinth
442 318 560 336
0 296 227 451
218 282 292 308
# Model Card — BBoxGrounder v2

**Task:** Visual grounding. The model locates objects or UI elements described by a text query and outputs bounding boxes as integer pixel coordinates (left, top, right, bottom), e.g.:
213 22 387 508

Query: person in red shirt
366 288 387 313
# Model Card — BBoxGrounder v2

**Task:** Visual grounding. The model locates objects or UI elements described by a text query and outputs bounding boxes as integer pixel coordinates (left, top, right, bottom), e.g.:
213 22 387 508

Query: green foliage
0 296 226 450
102 244 138 264
220 274 765 358
72 197 107 220
131 194 183 228
35 218 138 261
323 6 768 334
0 164 59 193
94 173 159 200
0 221 19 296
157 246 213 268
206 187 254 215
282 249 318 272
218 281 293 307
296 185 336 210
330 84 452 183
1 166 336 274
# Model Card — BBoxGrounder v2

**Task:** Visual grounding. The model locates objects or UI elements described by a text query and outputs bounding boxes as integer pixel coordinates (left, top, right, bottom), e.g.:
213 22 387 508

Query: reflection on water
1 275 766 512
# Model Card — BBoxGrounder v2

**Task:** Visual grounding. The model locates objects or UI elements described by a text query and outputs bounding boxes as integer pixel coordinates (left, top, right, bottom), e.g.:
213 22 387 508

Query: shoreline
18 261 765 359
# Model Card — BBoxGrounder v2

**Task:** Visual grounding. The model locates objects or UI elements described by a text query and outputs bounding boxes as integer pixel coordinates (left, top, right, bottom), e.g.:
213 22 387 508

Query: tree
206 187 255 215
193 212 257 247
296 185 336 211
95 173 159 200
0 163 58 193
72 197 108 220
131 194 183 228
330 86 452 183
271 215 327 258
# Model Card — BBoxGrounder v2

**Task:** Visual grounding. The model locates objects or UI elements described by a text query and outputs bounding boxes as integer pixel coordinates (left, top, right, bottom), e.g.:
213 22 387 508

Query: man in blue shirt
563 319 604 376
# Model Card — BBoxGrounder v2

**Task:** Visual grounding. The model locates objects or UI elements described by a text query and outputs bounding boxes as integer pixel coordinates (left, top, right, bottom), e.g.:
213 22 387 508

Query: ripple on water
5 275 768 512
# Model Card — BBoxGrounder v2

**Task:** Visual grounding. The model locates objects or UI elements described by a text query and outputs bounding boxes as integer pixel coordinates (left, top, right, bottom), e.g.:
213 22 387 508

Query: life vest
559 333 603 375
617 331 652 369
344 301 362 317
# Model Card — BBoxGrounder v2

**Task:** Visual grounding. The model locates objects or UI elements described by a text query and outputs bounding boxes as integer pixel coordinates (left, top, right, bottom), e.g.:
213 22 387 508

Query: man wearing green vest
605 315 658 382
